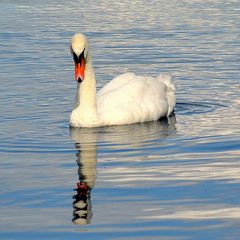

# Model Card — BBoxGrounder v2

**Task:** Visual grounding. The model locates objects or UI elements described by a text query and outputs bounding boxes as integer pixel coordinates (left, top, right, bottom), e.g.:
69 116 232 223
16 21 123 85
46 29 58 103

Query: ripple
176 101 227 115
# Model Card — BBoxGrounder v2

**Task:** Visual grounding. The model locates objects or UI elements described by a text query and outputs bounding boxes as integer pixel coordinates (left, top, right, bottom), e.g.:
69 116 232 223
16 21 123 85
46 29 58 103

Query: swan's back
97 73 175 126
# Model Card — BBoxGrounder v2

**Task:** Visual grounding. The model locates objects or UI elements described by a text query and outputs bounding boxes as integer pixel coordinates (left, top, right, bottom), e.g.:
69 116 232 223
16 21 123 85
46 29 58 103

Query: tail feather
157 74 176 116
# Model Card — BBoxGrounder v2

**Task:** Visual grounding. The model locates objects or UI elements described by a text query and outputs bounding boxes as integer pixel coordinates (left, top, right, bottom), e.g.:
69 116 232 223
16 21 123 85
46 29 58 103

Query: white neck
75 56 96 110
70 55 99 127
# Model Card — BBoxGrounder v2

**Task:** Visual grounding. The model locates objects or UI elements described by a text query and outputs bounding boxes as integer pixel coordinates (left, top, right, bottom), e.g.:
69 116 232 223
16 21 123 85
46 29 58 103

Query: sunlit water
0 1 240 239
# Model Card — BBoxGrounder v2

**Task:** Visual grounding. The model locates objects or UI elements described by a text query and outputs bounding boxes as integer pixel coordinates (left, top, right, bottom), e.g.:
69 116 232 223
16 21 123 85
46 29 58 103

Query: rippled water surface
0 1 240 239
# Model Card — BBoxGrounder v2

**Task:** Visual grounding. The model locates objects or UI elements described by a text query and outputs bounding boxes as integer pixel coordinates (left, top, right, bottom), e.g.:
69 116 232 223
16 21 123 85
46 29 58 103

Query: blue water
0 1 240 239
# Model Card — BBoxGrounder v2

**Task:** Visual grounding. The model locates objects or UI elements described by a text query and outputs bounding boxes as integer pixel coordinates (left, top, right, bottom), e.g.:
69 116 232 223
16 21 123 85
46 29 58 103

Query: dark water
0 1 240 239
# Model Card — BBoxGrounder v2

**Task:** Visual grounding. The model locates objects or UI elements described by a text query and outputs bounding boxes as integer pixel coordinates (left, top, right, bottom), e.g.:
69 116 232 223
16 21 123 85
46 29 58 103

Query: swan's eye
73 52 79 63
79 50 85 64
73 49 85 64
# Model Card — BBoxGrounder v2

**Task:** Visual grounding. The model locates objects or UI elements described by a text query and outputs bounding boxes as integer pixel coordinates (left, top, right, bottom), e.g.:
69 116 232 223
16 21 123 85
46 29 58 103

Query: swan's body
69 34 176 128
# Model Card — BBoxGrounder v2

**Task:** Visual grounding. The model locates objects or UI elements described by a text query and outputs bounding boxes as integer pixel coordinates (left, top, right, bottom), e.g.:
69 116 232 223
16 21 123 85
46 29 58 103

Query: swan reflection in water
70 127 97 224
70 115 176 224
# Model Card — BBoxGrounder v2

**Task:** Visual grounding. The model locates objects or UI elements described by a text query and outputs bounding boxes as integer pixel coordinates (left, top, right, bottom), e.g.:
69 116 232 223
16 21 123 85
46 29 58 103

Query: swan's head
70 34 89 83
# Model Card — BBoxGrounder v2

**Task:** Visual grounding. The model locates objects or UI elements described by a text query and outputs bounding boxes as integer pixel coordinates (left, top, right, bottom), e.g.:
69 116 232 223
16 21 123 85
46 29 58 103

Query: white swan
69 33 176 128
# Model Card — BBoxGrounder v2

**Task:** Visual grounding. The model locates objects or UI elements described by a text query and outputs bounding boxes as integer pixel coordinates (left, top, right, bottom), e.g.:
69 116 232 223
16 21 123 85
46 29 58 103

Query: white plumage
69 34 176 128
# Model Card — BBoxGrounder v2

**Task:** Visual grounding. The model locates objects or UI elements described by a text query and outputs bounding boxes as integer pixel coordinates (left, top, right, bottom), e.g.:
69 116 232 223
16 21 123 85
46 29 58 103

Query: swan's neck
76 56 96 110
71 55 99 127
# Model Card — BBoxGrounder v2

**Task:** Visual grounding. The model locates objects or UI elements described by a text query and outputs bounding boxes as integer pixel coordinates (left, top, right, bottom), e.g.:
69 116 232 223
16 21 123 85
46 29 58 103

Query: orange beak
75 57 85 83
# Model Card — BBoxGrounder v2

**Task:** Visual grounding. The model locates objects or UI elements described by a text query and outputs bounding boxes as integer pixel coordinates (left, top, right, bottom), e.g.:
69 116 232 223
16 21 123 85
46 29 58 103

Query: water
0 0 239 239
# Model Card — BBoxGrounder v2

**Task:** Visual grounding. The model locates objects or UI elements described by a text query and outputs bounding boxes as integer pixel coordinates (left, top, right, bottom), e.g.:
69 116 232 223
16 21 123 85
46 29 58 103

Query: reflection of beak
72 181 91 225
77 181 90 194
75 57 85 83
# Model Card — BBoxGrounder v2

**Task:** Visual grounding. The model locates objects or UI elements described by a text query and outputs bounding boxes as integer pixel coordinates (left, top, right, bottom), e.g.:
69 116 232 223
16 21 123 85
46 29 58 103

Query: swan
69 33 176 128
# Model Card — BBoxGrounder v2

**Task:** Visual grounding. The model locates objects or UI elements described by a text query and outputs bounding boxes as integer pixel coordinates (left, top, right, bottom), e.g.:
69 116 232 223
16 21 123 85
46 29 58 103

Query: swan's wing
97 73 174 125
97 72 136 98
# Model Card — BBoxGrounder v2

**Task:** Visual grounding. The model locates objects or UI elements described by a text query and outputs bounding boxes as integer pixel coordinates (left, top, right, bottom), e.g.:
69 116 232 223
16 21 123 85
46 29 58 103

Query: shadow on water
69 115 177 224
